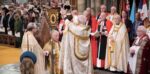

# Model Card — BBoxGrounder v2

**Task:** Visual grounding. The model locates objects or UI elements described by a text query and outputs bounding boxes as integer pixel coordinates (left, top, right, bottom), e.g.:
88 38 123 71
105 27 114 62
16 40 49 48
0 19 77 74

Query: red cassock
57 19 65 41
96 19 112 68
57 19 65 30
91 16 98 68
96 19 112 33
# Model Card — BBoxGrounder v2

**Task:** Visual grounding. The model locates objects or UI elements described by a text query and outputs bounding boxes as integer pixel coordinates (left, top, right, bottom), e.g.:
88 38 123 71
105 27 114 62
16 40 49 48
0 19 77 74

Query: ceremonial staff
42 5 55 74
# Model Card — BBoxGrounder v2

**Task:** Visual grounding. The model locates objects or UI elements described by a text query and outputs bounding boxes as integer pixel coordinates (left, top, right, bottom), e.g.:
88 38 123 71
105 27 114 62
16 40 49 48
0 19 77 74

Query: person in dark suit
121 10 134 46
2 13 9 34
0 10 2 28
2 7 9 34
8 10 15 35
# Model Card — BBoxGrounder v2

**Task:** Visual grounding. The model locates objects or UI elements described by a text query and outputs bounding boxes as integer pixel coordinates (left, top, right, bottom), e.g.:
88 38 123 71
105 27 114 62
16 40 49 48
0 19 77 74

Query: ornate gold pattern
63 21 90 60
48 8 60 27
50 14 57 24
74 38 89 61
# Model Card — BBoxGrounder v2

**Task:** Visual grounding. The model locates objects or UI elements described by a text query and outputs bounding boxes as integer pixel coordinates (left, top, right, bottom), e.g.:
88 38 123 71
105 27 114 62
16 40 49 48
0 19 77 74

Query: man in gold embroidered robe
43 30 60 74
106 6 118 23
59 15 93 74
105 15 130 73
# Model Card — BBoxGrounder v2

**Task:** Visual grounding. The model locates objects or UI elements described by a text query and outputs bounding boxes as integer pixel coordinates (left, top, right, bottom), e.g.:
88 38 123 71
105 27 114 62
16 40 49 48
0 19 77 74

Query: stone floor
0 64 124 74
0 64 20 74
0 45 124 74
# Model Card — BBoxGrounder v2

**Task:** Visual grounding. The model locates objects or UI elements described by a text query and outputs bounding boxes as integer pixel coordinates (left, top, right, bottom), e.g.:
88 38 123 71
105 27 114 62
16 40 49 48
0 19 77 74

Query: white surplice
128 45 140 74
105 23 130 73
59 20 93 74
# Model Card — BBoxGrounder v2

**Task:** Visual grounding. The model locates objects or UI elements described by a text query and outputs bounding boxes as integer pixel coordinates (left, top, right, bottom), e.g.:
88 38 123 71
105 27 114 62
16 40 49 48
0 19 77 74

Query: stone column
91 0 97 15
91 0 94 8
0 0 2 5
86 0 91 8
77 0 85 14
95 0 100 15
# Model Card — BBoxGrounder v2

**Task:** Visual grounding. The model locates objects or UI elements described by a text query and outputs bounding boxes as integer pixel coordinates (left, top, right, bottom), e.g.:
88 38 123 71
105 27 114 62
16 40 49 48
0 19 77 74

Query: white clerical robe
59 19 93 74
146 27 150 39
105 23 130 73
128 37 140 74
21 31 46 74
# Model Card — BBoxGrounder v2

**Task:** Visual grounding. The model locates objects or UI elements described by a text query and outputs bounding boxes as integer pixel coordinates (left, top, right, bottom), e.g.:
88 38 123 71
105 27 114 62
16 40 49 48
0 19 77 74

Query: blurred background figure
107 6 118 23
133 12 143 37
121 10 134 46
14 10 23 47
143 17 150 38
96 4 107 20
128 26 150 74
148 10 150 21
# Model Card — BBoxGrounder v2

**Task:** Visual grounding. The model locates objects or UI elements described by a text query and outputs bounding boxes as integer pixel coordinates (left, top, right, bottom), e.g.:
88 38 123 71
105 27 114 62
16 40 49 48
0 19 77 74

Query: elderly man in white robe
59 14 93 74
128 26 150 74
105 15 130 73
21 23 46 74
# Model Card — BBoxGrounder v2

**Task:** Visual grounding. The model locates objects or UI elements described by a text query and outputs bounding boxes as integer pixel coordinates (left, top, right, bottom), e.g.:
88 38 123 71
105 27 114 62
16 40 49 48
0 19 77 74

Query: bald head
83 10 88 17
72 10 78 16
100 12 106 21
100 4 106 12
86 7 91 12
111 6 116 14
27 23 37 33
78 15 86 25
114 15 121 25
137 26 147 37
51 30 59 42
86 7 91 16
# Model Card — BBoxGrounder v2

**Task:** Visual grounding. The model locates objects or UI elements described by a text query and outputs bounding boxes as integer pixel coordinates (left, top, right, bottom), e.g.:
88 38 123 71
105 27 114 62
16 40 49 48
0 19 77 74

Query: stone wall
58 0 118 15
149 0 150 9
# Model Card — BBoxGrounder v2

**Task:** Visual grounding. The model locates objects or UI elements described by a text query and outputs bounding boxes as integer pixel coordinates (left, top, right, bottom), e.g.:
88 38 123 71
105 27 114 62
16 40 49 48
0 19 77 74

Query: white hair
137 26 147 34
73 15 79 25
51 30 59 40
101 4 106 9
111 6 116 10
83 10 88 16
78 15 86 25
27 23 37 30
51 30 59 35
